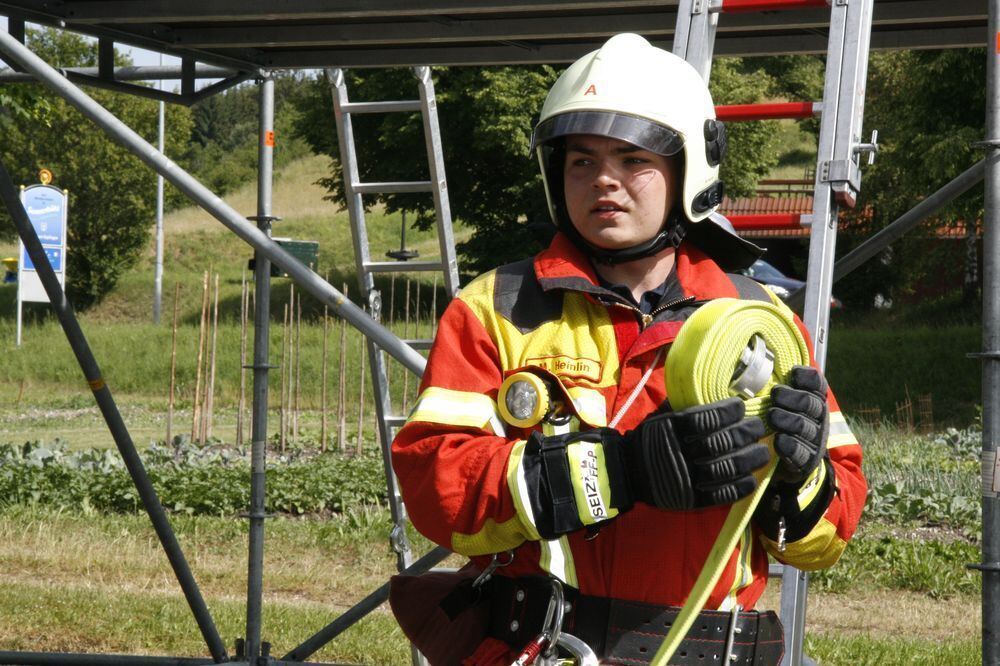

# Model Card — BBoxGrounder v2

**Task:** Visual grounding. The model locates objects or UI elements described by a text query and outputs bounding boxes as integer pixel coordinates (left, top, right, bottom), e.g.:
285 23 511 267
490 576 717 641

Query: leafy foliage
811 531 980 598
185 72 314 196
839 49 986 309
296 61 780 274
0 438 387 516
856 421 981 535
0 28 194 309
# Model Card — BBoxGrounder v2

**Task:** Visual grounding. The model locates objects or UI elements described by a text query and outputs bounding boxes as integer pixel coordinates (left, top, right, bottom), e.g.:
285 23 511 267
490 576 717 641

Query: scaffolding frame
0 4 998 663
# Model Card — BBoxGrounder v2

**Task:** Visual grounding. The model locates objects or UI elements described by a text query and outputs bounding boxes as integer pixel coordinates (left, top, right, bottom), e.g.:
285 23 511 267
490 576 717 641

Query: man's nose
593 161 622 189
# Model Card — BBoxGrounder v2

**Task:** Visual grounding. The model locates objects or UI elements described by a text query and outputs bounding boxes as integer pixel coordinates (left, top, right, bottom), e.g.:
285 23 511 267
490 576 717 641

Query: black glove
769 365 828 484
623 397 769 510
517 398 767 540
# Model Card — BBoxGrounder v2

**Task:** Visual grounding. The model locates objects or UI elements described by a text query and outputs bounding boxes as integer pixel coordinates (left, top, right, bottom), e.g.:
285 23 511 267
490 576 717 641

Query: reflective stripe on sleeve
507 439 543 542
406 386 507 436
540 536 579 589
827 411 857 449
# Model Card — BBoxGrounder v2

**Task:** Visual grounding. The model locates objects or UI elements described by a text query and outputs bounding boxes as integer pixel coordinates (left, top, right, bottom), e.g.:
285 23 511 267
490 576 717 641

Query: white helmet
531 34 764 268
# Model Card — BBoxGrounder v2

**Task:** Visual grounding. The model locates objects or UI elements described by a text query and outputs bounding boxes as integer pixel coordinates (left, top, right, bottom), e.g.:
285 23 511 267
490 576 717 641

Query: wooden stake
338 283 349 451
237 272 248 448
357 326 366 456
203 273 220 441
431 274 439 337
192 270 209 443
321 305 330 453
294 288 302 442
167 283 181 444
414 279 421 340
280 301 288 453
387 273 396 386
402 278 411 411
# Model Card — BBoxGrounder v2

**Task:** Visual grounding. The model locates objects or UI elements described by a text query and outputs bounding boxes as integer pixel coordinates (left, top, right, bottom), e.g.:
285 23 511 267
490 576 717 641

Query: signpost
17 170 68 346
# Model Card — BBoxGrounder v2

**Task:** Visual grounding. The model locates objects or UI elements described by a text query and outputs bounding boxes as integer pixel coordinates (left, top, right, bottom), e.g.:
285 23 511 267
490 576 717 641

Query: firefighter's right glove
622 397 770 510
519 399 767 540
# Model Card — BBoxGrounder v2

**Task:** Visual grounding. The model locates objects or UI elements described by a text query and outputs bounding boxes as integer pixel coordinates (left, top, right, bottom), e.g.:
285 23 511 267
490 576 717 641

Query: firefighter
391 33 866 665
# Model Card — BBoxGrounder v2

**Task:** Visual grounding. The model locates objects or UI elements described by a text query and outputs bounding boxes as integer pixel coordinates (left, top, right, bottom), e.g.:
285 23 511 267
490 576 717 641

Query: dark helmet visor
530 110 684 156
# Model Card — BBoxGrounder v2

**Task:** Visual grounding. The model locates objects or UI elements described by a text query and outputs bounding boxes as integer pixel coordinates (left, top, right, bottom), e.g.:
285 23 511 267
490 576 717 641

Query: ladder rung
385 416 408 428
402 339 434 350
768 563 785 577
716 102 819 122
715 0 828 13
353 181 433 194
728 213 805 231
364 261 446 274
341 100 421 114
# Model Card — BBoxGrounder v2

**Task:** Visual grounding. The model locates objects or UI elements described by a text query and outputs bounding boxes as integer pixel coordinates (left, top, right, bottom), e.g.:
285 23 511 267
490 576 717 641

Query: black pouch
389 562 491 666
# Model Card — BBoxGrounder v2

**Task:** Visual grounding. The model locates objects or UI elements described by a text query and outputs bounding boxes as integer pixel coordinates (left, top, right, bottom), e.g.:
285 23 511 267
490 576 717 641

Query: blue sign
19 185 66 273
23 247 63 272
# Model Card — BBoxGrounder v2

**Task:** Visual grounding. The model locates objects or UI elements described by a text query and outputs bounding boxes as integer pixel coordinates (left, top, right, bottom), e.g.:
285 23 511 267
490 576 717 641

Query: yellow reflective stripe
507 440 543 542
541 416 577 437
720 524 754 611
407 386 506 436
796 461 827 511
760 517 847 571
540 536 578 588
566 440 618 525
566 386 608 427
827 411 858 449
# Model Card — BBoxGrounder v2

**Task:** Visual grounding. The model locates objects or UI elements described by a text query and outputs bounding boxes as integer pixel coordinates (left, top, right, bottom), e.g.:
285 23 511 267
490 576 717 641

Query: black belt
487 576 784 665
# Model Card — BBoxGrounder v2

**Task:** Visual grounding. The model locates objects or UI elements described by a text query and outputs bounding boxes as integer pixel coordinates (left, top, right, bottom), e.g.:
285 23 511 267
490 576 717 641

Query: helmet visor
531 111 684 156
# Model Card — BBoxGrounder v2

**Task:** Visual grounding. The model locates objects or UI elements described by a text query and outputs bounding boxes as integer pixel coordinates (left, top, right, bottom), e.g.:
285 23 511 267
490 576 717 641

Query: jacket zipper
607 296 696 330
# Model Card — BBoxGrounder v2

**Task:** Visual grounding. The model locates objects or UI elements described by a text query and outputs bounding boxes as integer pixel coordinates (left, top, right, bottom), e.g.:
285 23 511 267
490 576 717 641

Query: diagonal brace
787 158 987 311
0 158 229 662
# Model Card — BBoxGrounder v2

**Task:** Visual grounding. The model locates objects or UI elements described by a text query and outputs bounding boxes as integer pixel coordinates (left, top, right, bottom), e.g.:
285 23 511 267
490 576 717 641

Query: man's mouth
592 202 624 213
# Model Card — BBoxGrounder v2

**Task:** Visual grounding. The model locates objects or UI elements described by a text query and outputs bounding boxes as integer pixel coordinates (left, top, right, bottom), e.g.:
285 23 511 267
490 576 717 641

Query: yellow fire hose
652 297 810 666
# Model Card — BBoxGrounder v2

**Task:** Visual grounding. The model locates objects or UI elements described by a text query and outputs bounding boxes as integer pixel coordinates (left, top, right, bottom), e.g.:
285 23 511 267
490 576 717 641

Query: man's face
563 134 678 251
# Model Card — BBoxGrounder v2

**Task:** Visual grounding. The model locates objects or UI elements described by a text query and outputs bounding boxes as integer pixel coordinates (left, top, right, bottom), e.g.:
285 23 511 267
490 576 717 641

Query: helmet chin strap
560 209 687 266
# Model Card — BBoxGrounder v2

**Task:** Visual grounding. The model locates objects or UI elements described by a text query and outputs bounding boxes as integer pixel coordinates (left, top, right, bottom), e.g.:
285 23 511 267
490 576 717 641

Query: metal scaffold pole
245 74 275 664
979 2 1000 663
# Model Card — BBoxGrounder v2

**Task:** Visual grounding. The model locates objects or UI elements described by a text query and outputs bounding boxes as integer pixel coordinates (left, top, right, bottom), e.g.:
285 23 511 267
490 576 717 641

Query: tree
838 49 986 310
296 60 780 275
0 28 193 309
185 72 314 196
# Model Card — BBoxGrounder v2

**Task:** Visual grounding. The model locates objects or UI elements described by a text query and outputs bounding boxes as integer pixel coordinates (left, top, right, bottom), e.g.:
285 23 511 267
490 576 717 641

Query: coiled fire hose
651 297 810 666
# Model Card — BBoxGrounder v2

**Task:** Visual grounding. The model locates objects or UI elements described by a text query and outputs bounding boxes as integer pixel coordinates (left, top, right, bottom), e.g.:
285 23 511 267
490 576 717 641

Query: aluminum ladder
325 65 460 595
672 0 875 663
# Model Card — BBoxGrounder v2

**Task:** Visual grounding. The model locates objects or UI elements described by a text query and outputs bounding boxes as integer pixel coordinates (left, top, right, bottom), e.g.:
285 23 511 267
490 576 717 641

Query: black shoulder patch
727 274 773 303
494 258 565 334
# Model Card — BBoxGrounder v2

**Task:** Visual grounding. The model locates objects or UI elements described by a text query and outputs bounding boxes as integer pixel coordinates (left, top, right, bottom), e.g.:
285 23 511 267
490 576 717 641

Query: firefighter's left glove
769 365 829 485
521 429 634 540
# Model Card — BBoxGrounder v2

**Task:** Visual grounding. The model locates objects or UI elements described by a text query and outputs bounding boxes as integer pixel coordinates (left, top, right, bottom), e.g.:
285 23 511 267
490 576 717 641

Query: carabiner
473 549 514 589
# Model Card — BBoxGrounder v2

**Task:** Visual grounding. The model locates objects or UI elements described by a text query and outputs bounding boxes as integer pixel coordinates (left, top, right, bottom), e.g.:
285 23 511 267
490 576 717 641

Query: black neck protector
558 207 687 266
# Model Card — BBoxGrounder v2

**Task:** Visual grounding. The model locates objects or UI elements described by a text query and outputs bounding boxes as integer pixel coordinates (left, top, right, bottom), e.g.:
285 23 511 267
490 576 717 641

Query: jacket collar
534 232 738 302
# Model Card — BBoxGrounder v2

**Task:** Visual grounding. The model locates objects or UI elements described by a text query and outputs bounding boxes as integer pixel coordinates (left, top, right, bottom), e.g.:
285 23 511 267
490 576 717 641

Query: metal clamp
967 562 1000 573
853 129 880 165
723 604 743 662
473 550 514 588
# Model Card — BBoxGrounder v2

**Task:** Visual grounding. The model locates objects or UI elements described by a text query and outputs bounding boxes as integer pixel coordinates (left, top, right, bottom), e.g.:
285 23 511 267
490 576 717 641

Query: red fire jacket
391 233 866 659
